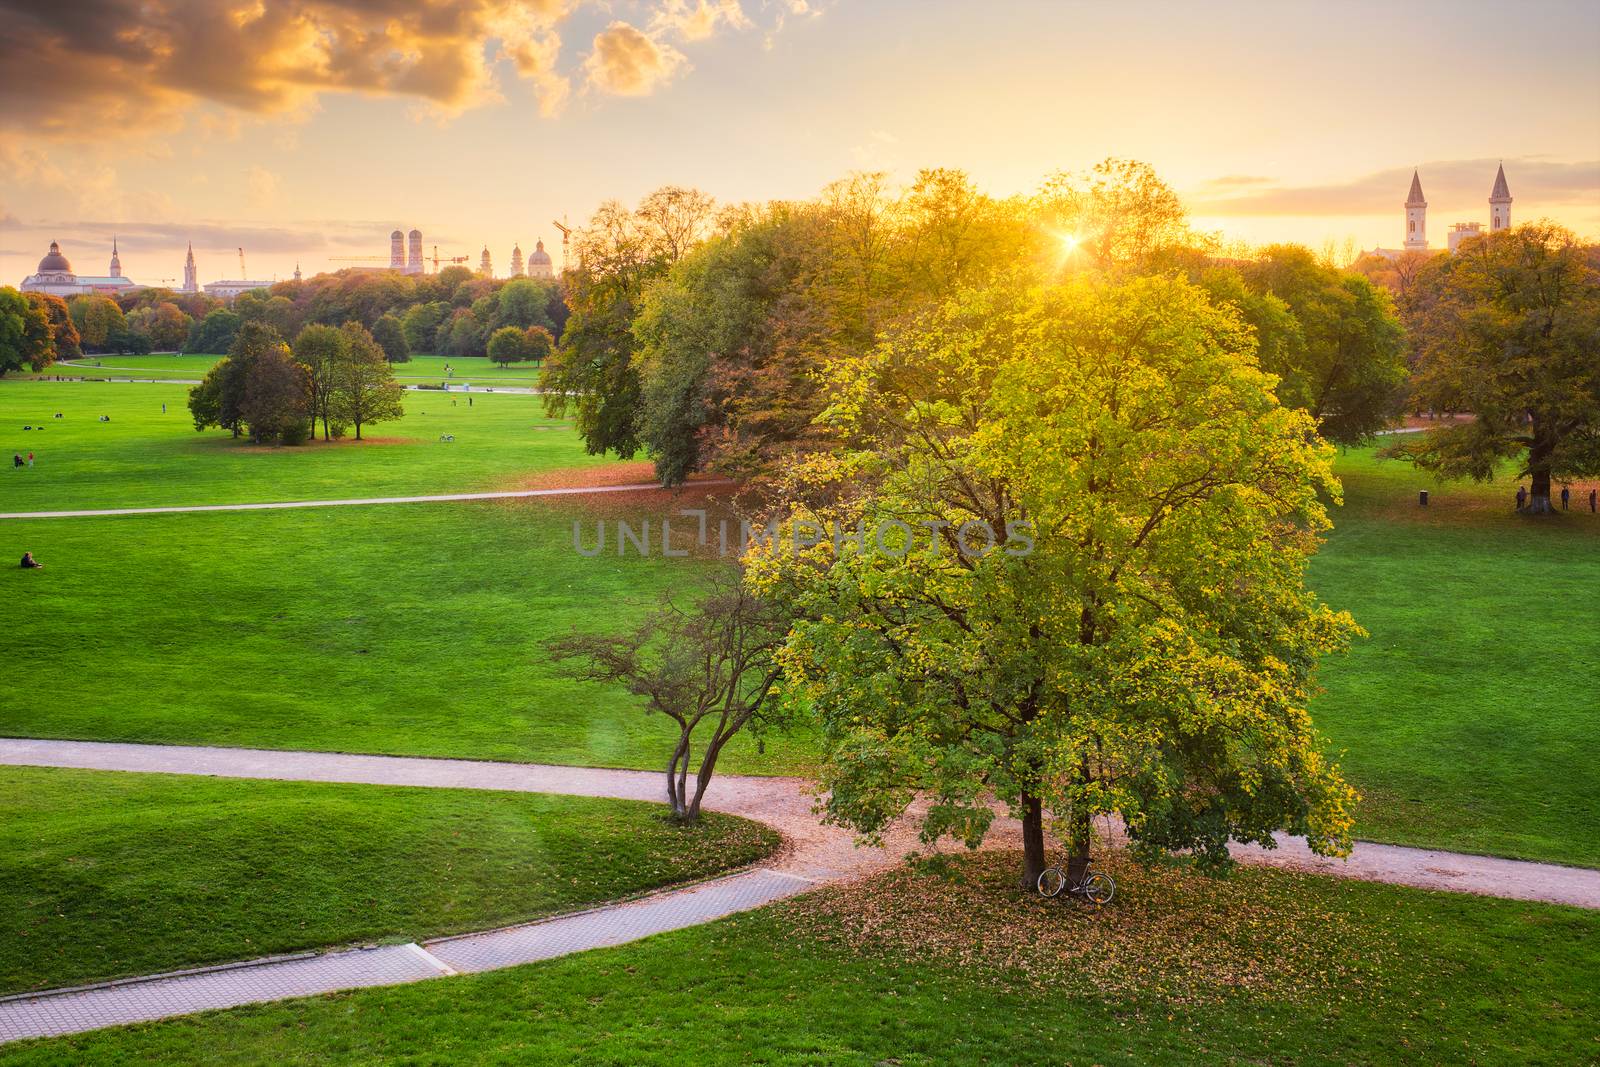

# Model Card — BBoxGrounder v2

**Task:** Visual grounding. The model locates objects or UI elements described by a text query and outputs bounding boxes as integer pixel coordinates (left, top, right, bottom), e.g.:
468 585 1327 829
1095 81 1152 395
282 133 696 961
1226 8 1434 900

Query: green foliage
400 300 450 353
331 321 405 439
370 311 411 363
67 294 127 352
1383 223 1600 511
25 291 77 363
0 286 55 375
751 275 1359 883
185 308 242 354
487 324 531 364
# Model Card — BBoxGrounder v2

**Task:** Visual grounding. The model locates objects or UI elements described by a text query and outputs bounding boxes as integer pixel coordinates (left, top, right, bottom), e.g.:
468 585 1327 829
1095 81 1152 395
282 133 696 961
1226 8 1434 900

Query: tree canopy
749 274 1360 888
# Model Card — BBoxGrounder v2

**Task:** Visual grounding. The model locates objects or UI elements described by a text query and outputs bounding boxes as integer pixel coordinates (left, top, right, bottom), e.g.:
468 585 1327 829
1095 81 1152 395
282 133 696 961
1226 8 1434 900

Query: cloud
584 21 687 96
652 0 750 41
1191 159 1600 216
0 0 572 137
245 166 281 207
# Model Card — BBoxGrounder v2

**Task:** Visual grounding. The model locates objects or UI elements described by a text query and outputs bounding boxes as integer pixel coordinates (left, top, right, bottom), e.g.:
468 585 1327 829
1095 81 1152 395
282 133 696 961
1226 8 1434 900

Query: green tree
401 301 449 354
188 322 286 438
1034 158 1201 272
242 343 313 445
524 324 554 365
143 303 193 351
1237 245 1407 444
70 295 127 352
543 187 716 459
0 286 55 375
370 312 411 363
495 278 555 331
185 309 242 354
443 308 484 357
331 322 405 440
26 292 79 361
292 324 348 440
751 275 1359 889
486 325 530 365
1384 223 1600 513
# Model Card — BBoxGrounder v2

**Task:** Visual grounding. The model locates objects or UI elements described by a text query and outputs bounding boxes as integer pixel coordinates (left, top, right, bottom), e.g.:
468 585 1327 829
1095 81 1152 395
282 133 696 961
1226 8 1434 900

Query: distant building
510 243 525 278
1371 164 1513 260
390 230 405 271
21 240 142 297
480 246 493 277
181 242 198 292
203 279 275 300
407 229 423 275
527 238 554 280
293 262 303 282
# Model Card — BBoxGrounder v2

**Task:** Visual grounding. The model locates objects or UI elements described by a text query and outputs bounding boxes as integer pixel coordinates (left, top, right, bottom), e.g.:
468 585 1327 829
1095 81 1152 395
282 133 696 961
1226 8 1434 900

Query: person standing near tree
1591 489 1597 513
1516 485 1527 510
1561 486 1571 510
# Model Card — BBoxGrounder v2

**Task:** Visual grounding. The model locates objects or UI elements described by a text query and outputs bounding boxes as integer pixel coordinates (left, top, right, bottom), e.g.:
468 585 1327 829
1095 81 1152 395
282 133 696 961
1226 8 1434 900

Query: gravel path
0 480 733 520
1 736 1595 1044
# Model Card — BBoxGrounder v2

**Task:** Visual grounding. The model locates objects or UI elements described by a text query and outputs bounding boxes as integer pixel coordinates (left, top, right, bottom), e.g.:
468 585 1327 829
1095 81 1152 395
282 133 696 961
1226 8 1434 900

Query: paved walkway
1 737 1596 1045
0 480 732 521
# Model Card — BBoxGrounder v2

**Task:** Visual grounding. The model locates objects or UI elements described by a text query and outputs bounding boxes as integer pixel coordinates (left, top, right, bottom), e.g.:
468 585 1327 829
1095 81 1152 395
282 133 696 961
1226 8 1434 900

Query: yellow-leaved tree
749 273 1360 889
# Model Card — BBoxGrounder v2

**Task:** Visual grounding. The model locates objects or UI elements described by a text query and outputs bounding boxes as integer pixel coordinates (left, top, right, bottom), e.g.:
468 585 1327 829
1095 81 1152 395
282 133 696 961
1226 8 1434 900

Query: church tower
183 242 197 292
1489 164 1512 232
1404 170 1428 251
510 243 525 277
480 245 493 278
109 237 122 278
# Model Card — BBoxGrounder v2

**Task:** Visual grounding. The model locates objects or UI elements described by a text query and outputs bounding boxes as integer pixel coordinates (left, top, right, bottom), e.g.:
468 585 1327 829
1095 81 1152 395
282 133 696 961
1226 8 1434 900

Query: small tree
26 292 78 362
548 571 788 822
524 324 554 366
242 345 313 445
1384 223 1600 513
293 324 348 440
487 325 529 365
331 322 405 440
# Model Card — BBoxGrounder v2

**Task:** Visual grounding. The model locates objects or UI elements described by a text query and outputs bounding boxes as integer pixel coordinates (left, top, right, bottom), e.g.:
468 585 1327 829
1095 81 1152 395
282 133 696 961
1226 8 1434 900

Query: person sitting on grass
19 552 43 569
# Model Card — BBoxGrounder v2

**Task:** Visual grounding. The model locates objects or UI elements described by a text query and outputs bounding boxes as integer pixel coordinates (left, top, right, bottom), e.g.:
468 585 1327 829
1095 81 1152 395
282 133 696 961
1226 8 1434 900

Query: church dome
37 241 72 273
528 239 552 265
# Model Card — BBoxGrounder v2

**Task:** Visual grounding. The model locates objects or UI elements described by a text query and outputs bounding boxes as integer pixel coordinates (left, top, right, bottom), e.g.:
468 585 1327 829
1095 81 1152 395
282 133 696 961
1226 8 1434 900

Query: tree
70 295 127 352
443 308 484 357
750 274 1359 890
292 324 348 440
1034 158 1201 272
26 292 79 361
549 571 788 822
487 324 531 365
370 312 411 363
401 300 449 354
331 322 405 440
542 187 717 459
1237 246 1407 444
242 343 313 445
1384 224 1600 513
0 286 55 375
137 302 193 351
495 278 555 331
524 324 554 365
187 359 232 434
185 309 242 354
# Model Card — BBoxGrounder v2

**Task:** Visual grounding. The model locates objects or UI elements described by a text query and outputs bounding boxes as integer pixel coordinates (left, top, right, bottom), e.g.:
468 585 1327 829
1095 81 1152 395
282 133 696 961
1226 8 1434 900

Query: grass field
2 375 1596 864
0 500 810 775
0 381 609 510
0 765 777 995
41 354 546 386
1308 448 1600 866
4 853 1594 1065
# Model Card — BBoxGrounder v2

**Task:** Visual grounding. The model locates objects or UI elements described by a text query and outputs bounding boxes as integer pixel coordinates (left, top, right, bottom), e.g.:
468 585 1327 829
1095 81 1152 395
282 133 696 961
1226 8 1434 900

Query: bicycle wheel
1080 871 1115 905
1037 866 1067 898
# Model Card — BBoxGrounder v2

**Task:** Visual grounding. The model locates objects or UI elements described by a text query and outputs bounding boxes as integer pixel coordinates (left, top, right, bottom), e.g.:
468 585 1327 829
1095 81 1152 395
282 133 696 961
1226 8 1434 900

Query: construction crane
552 217 571 273
429 245 471 272
329 256 390 262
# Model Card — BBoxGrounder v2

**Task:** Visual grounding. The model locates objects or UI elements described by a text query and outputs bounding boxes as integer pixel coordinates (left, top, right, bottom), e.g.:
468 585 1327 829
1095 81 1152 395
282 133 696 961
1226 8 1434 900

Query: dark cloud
1192 159 1600 216
0 0 572 136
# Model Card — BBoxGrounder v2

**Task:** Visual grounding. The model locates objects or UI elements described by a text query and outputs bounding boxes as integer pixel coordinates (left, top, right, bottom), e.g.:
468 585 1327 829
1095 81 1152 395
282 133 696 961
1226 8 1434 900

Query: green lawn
0 381 611 510
1309 448 1600 866
0 765 777 995
43 354 546 385
4 854 1594 1065
0 500 809 775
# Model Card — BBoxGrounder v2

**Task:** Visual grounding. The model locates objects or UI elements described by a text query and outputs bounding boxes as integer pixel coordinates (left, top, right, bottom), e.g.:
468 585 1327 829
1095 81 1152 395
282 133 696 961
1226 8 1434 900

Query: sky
2 0 1597 288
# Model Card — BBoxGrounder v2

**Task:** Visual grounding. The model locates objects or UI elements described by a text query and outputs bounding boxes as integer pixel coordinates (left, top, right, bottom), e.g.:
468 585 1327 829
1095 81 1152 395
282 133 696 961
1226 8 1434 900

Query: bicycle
1036 860 1115 905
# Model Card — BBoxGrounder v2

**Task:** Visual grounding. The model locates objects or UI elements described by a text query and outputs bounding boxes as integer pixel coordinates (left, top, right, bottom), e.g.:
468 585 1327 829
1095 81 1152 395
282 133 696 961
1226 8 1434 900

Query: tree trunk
1065 808 1092 885
1525 466 1555 514
685 732 735 822
664 733 690 819
1018 793 1047 891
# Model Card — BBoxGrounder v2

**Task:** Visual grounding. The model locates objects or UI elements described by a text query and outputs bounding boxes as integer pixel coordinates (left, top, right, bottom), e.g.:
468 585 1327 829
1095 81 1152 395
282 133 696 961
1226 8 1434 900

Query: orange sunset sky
2 0 1597 287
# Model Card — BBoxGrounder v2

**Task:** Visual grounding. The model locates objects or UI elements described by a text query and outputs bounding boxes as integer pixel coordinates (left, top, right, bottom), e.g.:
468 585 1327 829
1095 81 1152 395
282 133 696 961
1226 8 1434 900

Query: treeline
543 162 1412 487
174 268 566 361
188 320 405 445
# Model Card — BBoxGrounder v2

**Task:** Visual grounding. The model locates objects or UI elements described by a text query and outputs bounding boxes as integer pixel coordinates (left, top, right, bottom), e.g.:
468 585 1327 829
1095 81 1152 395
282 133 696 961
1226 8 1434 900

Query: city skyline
2 0 1597 287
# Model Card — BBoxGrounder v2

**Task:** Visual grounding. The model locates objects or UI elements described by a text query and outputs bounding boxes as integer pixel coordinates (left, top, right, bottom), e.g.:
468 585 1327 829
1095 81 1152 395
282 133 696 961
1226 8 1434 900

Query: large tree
1234 245 1408 444
542 187 716 459
1385 224 1600 513
0 286 55 375
26 292 79 362
751 274 1359 889
331 322 405 440
292 323 347 440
